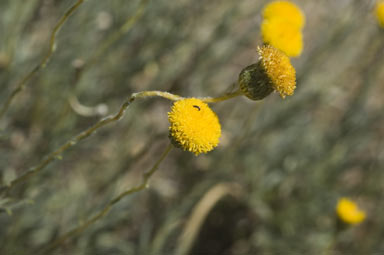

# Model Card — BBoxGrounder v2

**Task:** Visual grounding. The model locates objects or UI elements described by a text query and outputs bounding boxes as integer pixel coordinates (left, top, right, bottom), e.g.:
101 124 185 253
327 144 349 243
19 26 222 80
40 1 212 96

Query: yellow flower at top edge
261 1 305 57
263 1 305 29
376 1 384 28
261 18 303 57
168 98 221 156
336 197 366 225
258 45 296 98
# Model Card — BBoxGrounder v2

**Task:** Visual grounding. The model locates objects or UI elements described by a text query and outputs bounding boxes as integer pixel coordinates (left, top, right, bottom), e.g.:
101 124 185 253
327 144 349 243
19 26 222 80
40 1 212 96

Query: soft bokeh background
1 0 384 254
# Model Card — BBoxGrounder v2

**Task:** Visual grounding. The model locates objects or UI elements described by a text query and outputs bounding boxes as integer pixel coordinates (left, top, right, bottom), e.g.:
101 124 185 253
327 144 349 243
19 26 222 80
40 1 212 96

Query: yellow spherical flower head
376 1 384 28
336 198 366 225
261 18 303 57
263 0 305 29
168 98 221 156
238 45 296 100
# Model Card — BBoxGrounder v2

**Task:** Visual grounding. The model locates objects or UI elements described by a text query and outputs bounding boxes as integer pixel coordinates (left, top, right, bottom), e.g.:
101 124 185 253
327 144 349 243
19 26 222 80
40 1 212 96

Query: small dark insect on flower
193 105 201 111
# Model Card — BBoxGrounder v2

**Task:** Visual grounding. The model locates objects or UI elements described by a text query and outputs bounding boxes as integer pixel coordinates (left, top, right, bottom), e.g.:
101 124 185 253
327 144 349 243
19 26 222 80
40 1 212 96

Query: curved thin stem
0 87 235 197
69 0 150 116
199 88 243 103
68 95 108 117
0 98 131 196
0 91 181 197
132 89 243 103
38 143 173 255
176 183 242 255
0 0 85 121
131 90 184 101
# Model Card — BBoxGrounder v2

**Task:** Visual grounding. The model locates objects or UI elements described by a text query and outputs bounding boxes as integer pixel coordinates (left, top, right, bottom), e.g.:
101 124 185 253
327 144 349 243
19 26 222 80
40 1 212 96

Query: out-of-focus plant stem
0 89 240 199
200 88 243 103
88 0 150 67
69 0 150 116
0 0 85 121
38 143 173 255
0 91 170 197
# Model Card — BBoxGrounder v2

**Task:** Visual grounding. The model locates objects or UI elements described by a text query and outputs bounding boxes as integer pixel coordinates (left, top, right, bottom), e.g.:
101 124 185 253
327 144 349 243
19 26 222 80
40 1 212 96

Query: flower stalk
0 89 239 198
37 143 173 255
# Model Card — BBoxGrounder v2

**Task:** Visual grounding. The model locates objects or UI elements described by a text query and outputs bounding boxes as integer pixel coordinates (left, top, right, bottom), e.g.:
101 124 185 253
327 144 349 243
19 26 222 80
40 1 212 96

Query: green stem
0 98 131 196
37 143 173 254
0 0 85 121
131 90 184 101
200 89 243 103
0 88 235 197
0 91 180 197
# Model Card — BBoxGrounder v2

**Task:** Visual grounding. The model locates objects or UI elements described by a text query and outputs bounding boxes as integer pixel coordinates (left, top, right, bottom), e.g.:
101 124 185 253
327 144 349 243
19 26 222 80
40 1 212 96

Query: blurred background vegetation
1 0 384 254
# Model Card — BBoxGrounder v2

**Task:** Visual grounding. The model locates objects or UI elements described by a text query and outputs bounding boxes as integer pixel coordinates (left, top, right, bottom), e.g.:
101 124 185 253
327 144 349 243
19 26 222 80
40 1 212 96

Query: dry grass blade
176 182 243 255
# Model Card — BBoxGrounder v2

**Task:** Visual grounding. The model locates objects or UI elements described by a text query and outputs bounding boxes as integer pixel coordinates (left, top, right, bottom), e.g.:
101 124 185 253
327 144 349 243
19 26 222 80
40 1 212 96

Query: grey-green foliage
1 0 384 254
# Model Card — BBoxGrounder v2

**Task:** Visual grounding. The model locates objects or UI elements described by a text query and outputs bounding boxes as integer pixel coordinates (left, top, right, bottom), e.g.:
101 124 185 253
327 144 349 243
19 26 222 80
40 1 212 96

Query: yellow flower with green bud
239 45 296 100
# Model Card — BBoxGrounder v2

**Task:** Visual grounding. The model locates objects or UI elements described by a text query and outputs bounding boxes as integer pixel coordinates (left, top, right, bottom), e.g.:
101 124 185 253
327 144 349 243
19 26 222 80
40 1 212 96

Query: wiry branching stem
0 91 180 196
38 143 173 255
0 89 239 197
0 99 131 196
0 0 85 121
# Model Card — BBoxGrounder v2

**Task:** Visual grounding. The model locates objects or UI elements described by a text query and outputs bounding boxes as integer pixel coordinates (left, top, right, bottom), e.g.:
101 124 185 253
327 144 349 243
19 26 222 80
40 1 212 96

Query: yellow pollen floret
263 0 305 29
376 1 384 28
336 198 366 225
168 98 221 156
258 45 296 98
261 18 303 57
